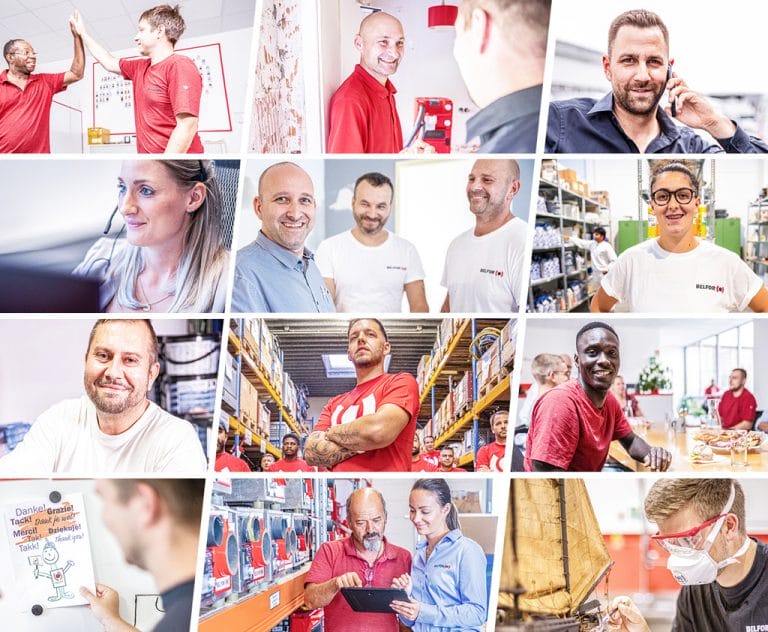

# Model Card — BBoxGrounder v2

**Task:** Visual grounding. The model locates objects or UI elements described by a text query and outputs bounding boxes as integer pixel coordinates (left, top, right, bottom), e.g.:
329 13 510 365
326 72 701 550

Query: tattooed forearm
304 431 357 468
325 423 368 451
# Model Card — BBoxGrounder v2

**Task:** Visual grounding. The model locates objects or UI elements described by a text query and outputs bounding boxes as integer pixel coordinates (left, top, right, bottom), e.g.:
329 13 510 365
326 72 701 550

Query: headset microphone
103 205 119 235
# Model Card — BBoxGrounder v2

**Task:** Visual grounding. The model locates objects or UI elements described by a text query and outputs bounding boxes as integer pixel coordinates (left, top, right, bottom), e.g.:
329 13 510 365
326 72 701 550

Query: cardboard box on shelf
572 180 589 198
558 168 577 187
239 375 259 424
590 190 611 207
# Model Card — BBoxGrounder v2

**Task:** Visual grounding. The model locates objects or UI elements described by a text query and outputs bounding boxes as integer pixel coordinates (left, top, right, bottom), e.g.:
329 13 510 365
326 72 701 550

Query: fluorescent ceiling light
322 354 391 378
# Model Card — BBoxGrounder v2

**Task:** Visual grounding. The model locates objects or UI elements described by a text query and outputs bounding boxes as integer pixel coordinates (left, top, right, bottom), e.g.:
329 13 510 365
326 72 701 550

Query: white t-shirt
602 239 764 312
441 216 527 312
570 236 617 273
0 397 207 475
315 230 425 312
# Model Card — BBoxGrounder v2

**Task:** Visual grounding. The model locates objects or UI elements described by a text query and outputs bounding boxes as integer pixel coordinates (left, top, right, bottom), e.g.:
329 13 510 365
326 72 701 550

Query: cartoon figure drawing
32 541 75 601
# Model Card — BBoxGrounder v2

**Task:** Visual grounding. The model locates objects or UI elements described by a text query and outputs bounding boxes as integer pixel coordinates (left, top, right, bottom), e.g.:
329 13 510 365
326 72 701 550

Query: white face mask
666 485 751 586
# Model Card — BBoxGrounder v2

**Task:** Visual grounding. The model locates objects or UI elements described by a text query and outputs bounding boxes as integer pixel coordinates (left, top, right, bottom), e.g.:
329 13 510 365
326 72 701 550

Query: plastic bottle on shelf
647 206 658 238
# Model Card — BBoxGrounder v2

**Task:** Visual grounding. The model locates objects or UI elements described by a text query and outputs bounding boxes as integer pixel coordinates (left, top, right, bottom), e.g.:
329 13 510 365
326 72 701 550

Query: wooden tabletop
608 423 768 472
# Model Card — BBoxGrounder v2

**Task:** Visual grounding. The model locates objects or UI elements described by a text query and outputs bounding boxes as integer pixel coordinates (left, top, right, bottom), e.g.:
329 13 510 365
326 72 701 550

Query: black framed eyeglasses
650 187 697 206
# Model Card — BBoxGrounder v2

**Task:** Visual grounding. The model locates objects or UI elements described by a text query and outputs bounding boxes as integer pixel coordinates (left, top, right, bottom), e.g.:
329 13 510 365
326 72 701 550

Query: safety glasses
651 514 727 553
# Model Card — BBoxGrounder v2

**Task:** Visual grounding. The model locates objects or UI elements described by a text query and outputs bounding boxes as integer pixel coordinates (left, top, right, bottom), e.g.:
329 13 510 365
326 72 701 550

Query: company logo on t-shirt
480 268 504 277
386 265 407 271
695 283 725 293
745 625 768 631
434 563 452 570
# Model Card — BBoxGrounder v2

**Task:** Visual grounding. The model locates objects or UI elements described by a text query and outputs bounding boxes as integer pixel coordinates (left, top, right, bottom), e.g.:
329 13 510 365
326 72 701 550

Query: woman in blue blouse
390 478 488 631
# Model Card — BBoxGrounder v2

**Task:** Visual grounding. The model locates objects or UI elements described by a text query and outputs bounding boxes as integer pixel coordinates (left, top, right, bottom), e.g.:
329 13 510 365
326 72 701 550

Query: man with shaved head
304 487 411 631
441 159 527 312
328 12 430 154
231 161 335 312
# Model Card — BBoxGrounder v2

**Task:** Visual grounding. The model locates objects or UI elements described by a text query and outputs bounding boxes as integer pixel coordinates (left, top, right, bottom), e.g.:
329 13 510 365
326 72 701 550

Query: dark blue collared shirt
465 85 542 153
231 231 336 313
546 92 768 153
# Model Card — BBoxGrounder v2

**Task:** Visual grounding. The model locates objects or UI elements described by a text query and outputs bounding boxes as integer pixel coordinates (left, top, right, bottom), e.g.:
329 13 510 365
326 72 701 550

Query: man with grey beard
0 319 206 474
304 487 412 632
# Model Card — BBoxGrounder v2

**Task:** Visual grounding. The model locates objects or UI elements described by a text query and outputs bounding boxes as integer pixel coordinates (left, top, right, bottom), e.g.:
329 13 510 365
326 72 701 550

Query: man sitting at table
525 321 672 472
718 368 757 430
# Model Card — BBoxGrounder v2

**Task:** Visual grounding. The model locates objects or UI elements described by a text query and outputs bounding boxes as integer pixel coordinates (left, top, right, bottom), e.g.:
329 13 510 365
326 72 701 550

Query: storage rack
530 160 611 312
155 328 222 459
223 319 301 461
418 318 513 467
199 478 351 632
747 198 768 279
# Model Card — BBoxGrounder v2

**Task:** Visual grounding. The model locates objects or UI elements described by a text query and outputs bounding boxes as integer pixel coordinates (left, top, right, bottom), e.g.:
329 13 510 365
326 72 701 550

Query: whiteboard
0 480 159 632
92 43 233 135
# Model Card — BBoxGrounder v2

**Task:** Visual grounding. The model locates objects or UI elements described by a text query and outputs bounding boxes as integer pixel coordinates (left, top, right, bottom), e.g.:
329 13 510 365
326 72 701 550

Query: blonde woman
74 160 229 312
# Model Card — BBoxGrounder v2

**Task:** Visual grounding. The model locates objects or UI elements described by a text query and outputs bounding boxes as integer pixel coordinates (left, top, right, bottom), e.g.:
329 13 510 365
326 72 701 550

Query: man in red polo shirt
304 487 411 632
719 368 758 430
71 6 203 154
0 25 84 153
327 12 432 154
268 432 316 472
526 321 672 472
305 318 419 471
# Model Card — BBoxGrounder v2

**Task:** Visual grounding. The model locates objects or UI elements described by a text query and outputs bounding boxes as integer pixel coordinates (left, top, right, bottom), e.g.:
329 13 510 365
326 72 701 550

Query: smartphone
667 65 676 117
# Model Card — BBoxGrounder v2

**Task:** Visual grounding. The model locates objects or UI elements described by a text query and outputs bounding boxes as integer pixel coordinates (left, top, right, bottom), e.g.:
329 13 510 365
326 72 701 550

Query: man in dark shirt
80 479 203 632
546 9 768 154
453 0 551 153
609 479 768 632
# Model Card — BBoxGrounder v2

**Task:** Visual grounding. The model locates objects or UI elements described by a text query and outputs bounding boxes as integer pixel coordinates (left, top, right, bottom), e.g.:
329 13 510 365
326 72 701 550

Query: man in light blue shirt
231 161 335 313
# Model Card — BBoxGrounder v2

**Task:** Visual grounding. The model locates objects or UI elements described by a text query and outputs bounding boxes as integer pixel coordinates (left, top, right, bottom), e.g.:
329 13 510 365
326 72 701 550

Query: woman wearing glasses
389 478 487 631
591 162 768 312
73 159 229 312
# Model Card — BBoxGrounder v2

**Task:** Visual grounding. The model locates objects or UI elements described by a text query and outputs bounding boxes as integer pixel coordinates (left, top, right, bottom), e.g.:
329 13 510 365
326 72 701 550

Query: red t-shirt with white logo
315 373 419 471
525 380 633 472
411 455 438 472
119 54 204 153
475 441 506 471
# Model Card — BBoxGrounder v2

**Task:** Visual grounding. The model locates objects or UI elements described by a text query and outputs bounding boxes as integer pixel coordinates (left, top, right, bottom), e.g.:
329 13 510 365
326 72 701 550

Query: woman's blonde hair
113 159 228 312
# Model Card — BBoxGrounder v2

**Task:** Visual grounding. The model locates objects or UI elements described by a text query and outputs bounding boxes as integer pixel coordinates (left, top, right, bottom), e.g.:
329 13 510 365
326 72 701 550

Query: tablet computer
340 587 409 613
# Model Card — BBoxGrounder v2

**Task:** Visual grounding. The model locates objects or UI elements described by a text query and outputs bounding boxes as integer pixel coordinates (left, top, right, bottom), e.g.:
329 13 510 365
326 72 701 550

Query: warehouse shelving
418 318 513 467
529 161 611 312
747 199 768 278
224 321 299 462
199 570 308 632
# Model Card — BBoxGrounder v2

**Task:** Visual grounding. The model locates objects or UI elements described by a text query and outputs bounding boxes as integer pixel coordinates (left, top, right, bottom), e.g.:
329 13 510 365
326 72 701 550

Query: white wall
328 0 474 150
586 477 768 534
0 319 189 422
0 479 158 632
553 0 768 94
41 27 252 154
0 160 122 252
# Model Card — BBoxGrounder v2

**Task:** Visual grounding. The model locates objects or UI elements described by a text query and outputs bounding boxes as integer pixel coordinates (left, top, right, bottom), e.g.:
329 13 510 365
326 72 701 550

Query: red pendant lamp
428 1 458 30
